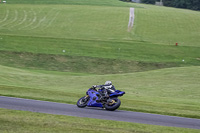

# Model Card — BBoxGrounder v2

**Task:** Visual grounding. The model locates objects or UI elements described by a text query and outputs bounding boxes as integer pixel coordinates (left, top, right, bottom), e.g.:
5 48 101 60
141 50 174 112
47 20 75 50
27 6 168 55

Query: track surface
0 96 200 129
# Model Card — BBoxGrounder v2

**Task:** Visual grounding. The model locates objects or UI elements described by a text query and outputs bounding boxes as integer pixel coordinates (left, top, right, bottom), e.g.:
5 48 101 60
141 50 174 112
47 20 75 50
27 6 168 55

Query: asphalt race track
0 96 200 129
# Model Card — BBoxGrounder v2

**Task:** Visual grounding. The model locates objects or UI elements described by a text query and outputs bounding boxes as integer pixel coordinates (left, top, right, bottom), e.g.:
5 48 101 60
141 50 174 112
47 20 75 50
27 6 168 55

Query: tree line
122 0 200 11
163 0 200 11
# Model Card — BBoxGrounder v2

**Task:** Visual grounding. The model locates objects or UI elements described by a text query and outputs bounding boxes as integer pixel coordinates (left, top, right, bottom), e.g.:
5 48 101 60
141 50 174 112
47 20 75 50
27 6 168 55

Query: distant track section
0 96 200 129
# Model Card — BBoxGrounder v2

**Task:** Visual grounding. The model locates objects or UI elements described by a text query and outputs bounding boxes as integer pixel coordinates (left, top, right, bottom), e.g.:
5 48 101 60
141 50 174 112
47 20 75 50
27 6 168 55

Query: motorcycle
77 85 125 111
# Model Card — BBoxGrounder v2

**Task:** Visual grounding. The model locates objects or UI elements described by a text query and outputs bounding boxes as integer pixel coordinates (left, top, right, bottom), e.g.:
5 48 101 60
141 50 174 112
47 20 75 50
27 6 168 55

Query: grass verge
0 50 180 74
0 65 199 119
0 108 199 133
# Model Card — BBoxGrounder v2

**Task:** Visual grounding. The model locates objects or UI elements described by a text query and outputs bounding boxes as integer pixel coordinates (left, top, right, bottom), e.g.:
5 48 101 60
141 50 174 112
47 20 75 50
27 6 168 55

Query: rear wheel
105 98 121 111
77 96 89 108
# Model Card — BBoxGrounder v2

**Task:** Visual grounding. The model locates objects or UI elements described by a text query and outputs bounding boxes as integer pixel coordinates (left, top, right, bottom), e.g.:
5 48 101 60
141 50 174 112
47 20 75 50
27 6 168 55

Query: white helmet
105 81 112 85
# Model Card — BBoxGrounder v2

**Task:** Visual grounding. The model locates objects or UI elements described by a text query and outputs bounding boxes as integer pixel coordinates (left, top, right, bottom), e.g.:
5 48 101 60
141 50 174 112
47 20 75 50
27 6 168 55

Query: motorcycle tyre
77 96 89 108
105 98 121 111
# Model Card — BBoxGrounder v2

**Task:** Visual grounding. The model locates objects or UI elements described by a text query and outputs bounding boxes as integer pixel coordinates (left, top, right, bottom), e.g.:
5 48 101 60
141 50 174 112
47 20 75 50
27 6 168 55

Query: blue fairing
86 89 125 107
109 90 125 97
87 89 103 107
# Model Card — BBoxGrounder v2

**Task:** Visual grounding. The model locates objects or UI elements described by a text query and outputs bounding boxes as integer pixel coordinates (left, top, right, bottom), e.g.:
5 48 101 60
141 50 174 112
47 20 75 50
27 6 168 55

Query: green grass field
1 2 200 46
0 65 200 118
0 0 200 132
6 0 134 7
1 108 199 133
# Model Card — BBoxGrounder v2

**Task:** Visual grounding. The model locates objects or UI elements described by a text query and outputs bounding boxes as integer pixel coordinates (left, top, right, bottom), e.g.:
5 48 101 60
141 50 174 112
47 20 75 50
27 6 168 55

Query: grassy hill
0 65 200 118
0 0 200 119
0 35 199 74
0 0 200 132
0 2 199 74
134 4 200 47
1 2 200 46
6 0 134 7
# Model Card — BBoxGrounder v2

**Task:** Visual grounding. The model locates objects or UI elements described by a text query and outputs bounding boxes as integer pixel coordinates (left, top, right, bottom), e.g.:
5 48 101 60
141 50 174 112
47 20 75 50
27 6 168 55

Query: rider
103 81 116 93
92 81 116 101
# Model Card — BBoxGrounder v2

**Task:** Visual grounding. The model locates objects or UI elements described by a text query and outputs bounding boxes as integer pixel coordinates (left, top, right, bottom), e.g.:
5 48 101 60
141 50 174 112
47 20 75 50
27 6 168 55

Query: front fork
83 95 90 102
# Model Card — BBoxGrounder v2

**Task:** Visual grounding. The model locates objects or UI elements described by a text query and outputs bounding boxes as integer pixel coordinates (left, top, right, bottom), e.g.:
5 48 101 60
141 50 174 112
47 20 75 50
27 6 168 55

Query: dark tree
139 0 200 11
163 0 174 7
141 0 156 4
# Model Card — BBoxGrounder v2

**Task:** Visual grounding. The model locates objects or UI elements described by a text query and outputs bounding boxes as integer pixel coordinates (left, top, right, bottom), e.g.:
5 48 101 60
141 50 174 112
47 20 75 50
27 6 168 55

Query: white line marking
30 16 46 30
0 10 18 28
128 8 135 32
19 10 37 30
43 11 60 29
0 9 9 23
9 10 27 29
30 8 55 30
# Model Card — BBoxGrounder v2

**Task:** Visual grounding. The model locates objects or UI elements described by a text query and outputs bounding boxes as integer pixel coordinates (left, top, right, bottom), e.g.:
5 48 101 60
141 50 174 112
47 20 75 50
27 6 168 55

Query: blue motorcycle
77 85 125 111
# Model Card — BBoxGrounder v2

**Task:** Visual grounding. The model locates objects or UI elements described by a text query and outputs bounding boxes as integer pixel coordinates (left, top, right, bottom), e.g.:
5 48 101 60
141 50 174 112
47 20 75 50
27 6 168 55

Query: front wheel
105 98 121 111
77 96 89 108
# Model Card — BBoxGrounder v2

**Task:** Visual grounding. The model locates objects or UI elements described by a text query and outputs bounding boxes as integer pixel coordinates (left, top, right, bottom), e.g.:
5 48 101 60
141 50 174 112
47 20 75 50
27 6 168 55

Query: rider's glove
92 85 97 88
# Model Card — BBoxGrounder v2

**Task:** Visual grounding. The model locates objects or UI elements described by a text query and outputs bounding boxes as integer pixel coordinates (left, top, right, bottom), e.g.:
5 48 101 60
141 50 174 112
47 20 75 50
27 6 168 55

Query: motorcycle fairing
86 89 125 108
86 89 103 107
109 90 125 97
